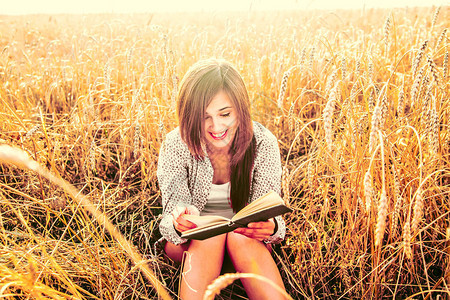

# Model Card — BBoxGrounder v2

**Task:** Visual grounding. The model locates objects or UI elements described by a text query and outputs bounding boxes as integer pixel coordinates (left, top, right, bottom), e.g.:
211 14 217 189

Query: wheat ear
397 85 405 117
383 14 391 55
403 216 413 260
410 64 426 109
133 122 142 158
411 186 424 236
412 40 428 79
282 165 290 204
390 163 403 237
323 82 338 153
435 28 447 50
363 169 373 213
426 54 441 87
368 105 382 153
431 6 440 29
375 131 387 248
428 99 439 154
277 68 292 111
23 124 41 142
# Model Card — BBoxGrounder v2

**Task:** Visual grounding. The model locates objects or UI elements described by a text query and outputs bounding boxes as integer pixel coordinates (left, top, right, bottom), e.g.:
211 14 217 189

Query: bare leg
226 232 286 300
164 240 190 263
179 234 227 300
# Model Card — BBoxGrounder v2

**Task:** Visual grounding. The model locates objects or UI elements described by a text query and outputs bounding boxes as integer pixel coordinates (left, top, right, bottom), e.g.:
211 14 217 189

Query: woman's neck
206 143 231 157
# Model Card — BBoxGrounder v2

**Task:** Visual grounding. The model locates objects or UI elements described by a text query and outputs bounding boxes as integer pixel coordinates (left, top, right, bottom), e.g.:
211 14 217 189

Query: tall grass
0 6 449 299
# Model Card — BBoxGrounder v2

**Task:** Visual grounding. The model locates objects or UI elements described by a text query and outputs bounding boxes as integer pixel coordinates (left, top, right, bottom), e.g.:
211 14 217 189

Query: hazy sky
2 0 447 15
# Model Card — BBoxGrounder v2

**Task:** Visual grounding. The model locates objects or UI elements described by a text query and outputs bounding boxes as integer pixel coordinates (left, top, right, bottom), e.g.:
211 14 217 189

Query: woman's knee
164 241 189 263
226 232 268 254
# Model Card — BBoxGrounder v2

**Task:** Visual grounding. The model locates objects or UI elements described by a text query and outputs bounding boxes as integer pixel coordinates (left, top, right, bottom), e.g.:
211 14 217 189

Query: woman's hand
233 218 275 241
171 205 199 233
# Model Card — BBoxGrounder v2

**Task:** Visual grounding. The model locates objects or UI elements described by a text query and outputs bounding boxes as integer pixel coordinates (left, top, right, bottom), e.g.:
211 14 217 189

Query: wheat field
0 6 449 299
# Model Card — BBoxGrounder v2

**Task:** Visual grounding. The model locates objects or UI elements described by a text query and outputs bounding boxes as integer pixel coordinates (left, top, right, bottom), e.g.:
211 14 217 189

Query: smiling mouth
210 129 228 140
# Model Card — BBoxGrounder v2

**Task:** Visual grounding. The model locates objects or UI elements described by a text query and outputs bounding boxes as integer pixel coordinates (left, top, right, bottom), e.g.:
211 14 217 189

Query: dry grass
0 6 449 299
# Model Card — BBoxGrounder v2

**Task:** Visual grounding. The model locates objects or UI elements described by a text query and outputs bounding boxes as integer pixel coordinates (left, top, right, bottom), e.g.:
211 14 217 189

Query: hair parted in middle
176 58 256 212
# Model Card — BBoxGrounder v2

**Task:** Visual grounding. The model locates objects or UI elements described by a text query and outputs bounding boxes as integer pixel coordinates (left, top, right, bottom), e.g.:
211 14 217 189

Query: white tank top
201 182 235 219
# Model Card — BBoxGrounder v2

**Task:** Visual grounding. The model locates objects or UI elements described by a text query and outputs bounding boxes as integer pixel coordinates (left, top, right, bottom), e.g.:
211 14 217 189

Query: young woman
157 58 287 299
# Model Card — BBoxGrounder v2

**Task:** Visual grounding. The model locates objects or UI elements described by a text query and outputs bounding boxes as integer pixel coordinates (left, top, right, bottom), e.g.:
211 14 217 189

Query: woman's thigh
164 240 190 263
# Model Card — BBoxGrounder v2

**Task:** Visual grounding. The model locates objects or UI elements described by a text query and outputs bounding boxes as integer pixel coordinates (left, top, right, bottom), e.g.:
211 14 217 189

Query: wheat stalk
355 58 361 76
341 57 347 81
171 74 178 111
23 124 41 142
350 116 357 147
368 105 382 153
309 44 316 68
0 144 172 300
104 60 111 94
356 112 368 135
133 122 142 159
390 163 403 237
340 263 352 296
446 227 450 284
299 47 307 66
287 102 295 131
428 99 439 155
363 169 373 214
368 58 374 82
443 49 448 81
368 88 375 112
379 93 388 129
325 67 338 96
282 165 290 204
158 118 166 140
411 186 424 236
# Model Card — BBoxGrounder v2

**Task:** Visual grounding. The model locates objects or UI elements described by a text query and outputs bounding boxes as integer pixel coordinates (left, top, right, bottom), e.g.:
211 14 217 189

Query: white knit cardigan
157 121 286 245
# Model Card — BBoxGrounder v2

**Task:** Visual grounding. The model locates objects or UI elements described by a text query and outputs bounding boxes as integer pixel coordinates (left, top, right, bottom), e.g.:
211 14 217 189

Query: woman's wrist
271 218 278 236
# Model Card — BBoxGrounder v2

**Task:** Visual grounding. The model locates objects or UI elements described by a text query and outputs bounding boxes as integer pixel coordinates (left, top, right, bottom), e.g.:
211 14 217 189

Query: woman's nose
209 117 223 132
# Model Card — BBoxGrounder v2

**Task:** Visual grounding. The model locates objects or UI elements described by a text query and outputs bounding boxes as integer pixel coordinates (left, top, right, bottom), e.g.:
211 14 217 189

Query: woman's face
203 90 238 151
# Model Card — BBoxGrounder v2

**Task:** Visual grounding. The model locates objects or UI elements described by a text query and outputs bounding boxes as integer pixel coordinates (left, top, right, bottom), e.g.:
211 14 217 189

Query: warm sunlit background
2 0 448 14
1 0 449 298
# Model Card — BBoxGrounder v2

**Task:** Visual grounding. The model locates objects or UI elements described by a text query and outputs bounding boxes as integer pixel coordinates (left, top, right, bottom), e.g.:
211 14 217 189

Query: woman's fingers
171 204 200 232
173 214 197 232
234 219 275 241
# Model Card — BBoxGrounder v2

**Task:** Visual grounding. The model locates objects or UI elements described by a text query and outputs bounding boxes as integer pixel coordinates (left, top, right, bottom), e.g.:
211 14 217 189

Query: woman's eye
221 113 230 117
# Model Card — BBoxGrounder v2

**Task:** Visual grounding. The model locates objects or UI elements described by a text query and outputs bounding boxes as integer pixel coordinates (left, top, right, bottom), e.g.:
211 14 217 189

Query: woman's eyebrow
218 106 232 111
205 106 232 116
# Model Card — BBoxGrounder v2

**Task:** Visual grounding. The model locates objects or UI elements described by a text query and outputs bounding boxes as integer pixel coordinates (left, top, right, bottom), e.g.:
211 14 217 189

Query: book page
232 191 283 220
183 214 230 227
182 221 231 236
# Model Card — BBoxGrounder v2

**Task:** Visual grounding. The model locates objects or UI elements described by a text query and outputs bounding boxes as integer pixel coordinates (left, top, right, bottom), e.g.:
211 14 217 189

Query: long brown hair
177 58 255 212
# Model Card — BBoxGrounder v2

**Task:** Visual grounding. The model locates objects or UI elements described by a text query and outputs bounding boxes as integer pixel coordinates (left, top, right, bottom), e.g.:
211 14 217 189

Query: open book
181 191 292 240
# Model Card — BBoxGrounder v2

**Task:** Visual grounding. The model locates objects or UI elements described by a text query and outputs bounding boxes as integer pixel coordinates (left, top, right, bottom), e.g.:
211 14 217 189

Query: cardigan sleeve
250 124 286 244
157 130 191 245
